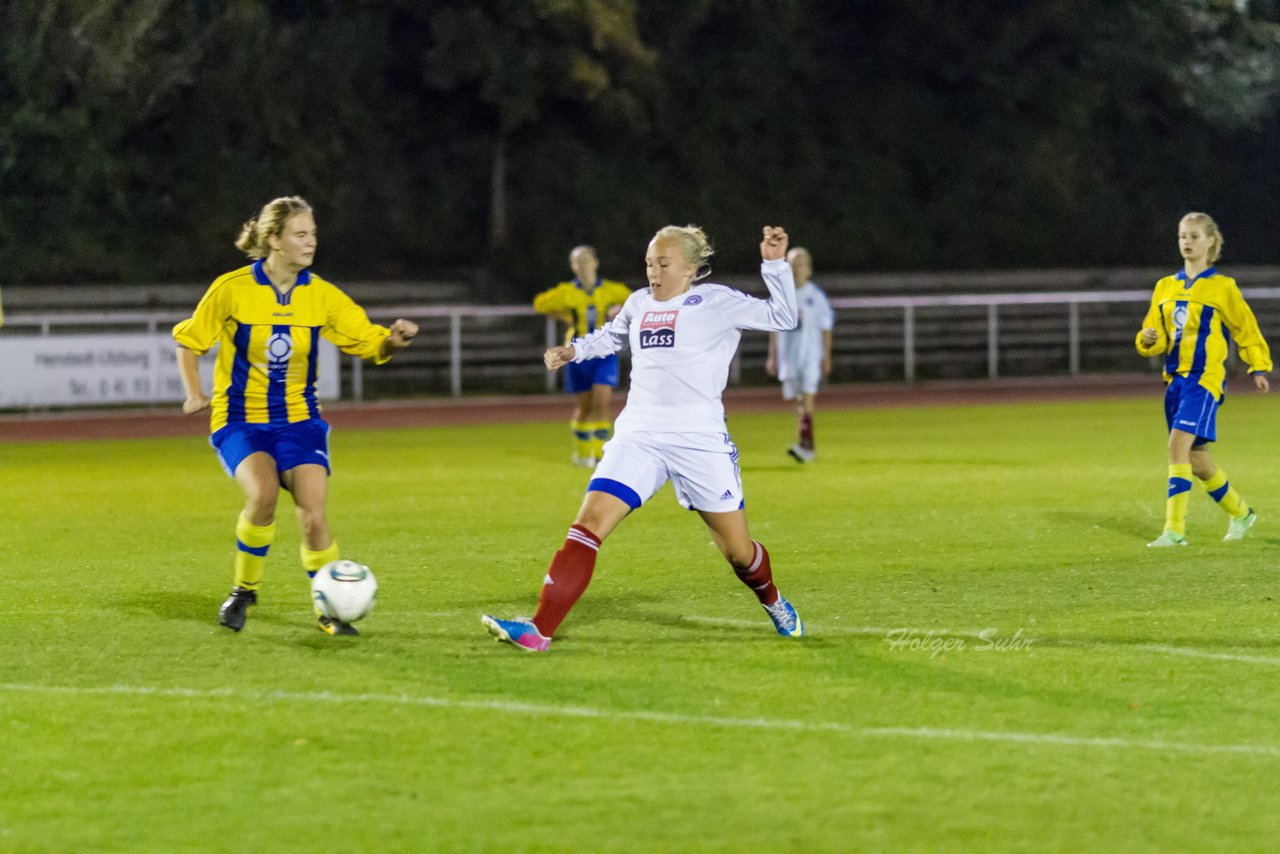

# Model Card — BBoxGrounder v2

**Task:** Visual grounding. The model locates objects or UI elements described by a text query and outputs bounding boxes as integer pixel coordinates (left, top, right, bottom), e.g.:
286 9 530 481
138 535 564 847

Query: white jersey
777 281 835 380
571 258 797 433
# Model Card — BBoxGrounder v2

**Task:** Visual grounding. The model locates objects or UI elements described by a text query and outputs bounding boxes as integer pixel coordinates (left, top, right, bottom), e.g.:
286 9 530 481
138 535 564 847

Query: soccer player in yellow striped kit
174 196 418 633
533 246 631 467
1136 212 1270 547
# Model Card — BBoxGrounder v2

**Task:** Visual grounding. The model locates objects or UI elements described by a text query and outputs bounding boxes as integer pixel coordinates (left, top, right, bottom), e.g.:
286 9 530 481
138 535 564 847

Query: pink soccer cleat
482 615 552 652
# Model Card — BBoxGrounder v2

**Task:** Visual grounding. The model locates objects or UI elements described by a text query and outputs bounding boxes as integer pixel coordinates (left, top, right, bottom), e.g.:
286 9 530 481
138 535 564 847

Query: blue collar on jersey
574 275 602 292
1176 266 1217 289
252 258 313 305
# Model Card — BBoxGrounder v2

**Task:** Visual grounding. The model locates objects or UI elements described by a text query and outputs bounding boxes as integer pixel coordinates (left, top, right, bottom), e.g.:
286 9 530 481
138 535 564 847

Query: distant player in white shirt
766 247 834 463
483 225 806 652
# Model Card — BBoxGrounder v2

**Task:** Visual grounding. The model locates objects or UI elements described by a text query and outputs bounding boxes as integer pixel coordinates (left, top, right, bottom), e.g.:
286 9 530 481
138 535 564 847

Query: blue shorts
1164 376 1219 445
565 354 619 394
211 419 332 478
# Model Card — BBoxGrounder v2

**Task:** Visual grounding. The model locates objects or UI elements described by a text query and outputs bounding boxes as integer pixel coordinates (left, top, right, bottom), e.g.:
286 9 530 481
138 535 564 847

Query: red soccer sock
734 541 779 605
798 411 814 451
532 524 601 636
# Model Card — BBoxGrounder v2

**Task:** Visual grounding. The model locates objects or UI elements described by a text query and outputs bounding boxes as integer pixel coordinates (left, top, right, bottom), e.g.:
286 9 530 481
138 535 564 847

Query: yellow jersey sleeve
533 284 575 316
1135 285 1168 358
600 280 632 309
320 283 392 364
173 276 235 355
1218 280 1272 373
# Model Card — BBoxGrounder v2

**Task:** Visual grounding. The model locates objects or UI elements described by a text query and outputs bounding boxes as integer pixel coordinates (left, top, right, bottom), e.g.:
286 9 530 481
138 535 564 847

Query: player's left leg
586 383 614 464
277 420 354 635
1190 446 1256 540
798 392 816 455
284 463 354 636
282 464 337 574
698 509 804 637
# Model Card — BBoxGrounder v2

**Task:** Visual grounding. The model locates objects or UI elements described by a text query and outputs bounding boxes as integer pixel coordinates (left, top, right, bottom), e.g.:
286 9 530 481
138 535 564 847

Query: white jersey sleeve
710 258 798 332
816 285 835 331
570 291 639 361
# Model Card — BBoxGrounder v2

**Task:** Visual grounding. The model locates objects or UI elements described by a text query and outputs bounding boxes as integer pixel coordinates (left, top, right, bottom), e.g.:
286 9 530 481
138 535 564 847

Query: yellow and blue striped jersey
1135 267 1272 399
173 261 391 433
533 277 631 346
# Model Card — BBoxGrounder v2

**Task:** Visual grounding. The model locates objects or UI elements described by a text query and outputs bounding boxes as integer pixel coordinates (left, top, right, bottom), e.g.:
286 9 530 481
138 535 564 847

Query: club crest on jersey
683 294 702 306
639 310 678 349
1172 304 1188 332
267 331 294 376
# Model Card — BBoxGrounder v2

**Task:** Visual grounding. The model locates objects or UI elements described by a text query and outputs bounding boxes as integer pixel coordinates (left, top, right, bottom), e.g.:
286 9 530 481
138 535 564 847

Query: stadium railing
8 287 1280 406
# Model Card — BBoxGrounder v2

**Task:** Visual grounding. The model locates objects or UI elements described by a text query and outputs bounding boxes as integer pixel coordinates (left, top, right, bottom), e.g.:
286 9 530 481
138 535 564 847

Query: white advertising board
0 333 340 408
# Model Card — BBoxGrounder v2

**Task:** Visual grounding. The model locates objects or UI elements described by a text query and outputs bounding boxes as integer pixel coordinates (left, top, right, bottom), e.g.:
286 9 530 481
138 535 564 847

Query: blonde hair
235 196 313 259
652 224 714 282
1180 212 1224 263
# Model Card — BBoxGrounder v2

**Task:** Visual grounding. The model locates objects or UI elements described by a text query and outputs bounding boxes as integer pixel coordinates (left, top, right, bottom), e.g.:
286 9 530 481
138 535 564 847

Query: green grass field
3 394 1279 851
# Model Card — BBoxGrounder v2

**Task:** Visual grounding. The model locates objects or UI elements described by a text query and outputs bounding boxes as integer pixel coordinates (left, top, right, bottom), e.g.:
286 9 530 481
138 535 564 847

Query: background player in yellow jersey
533 245 631 466
1136 212 1270 547
174 196 418 634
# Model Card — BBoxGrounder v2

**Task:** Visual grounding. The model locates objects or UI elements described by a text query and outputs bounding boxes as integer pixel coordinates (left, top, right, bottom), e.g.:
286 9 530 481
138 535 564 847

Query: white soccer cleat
786 445 816 463
1146 531 1188 548
1224 509 1257 542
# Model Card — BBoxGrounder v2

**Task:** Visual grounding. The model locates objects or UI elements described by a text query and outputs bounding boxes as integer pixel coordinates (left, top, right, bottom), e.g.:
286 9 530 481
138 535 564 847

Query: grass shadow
1047 509 1152 540
122 589 309 630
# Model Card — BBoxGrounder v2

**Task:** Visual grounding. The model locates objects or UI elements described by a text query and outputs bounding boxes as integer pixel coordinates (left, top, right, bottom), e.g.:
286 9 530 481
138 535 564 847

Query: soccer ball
311 560 378 623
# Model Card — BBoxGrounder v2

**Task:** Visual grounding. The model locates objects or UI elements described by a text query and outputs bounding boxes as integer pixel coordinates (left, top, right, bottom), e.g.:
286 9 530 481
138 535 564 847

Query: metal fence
9 287 1280 403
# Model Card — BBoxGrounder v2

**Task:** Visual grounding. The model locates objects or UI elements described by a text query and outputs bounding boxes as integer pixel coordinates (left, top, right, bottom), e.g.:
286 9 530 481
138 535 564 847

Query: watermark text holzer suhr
884 628 1035 659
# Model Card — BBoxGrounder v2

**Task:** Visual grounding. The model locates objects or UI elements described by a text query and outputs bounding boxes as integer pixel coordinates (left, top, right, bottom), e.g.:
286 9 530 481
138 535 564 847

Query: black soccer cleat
218 587 257 632
317 614 359 636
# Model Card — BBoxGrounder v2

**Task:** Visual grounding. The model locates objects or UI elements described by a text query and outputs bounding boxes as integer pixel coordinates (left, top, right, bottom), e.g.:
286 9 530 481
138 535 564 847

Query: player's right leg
218 446 281 630
781 378 810 463
484 437 662 651
1149 427 1197 547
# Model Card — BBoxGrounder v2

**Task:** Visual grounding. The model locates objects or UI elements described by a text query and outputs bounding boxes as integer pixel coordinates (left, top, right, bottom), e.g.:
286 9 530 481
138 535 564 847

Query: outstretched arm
717 226 797 332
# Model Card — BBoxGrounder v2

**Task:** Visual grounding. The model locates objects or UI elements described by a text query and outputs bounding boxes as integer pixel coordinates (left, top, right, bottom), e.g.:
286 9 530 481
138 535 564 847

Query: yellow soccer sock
590 420 612 460
301 541 340 579
571 420 592 461
233 513 276 592
1165 464 1193 535
1199 469 1250 518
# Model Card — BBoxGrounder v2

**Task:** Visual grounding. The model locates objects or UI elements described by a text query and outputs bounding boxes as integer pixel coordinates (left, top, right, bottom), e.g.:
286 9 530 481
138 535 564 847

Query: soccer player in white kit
766 247 834 462
483 225 806 652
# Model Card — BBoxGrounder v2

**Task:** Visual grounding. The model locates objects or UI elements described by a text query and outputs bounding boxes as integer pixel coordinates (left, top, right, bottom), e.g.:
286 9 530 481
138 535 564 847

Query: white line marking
683 616 1280 666
0 682 1275 758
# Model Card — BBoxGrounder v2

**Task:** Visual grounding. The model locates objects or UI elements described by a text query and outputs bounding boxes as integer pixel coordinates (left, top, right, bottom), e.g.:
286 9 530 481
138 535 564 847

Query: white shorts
588 430 744 513
781 363 821 399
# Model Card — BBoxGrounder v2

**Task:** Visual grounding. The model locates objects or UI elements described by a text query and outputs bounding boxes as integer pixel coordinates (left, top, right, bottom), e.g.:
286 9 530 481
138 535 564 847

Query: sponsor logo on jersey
1172 304 1188 332
639 310 678 349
